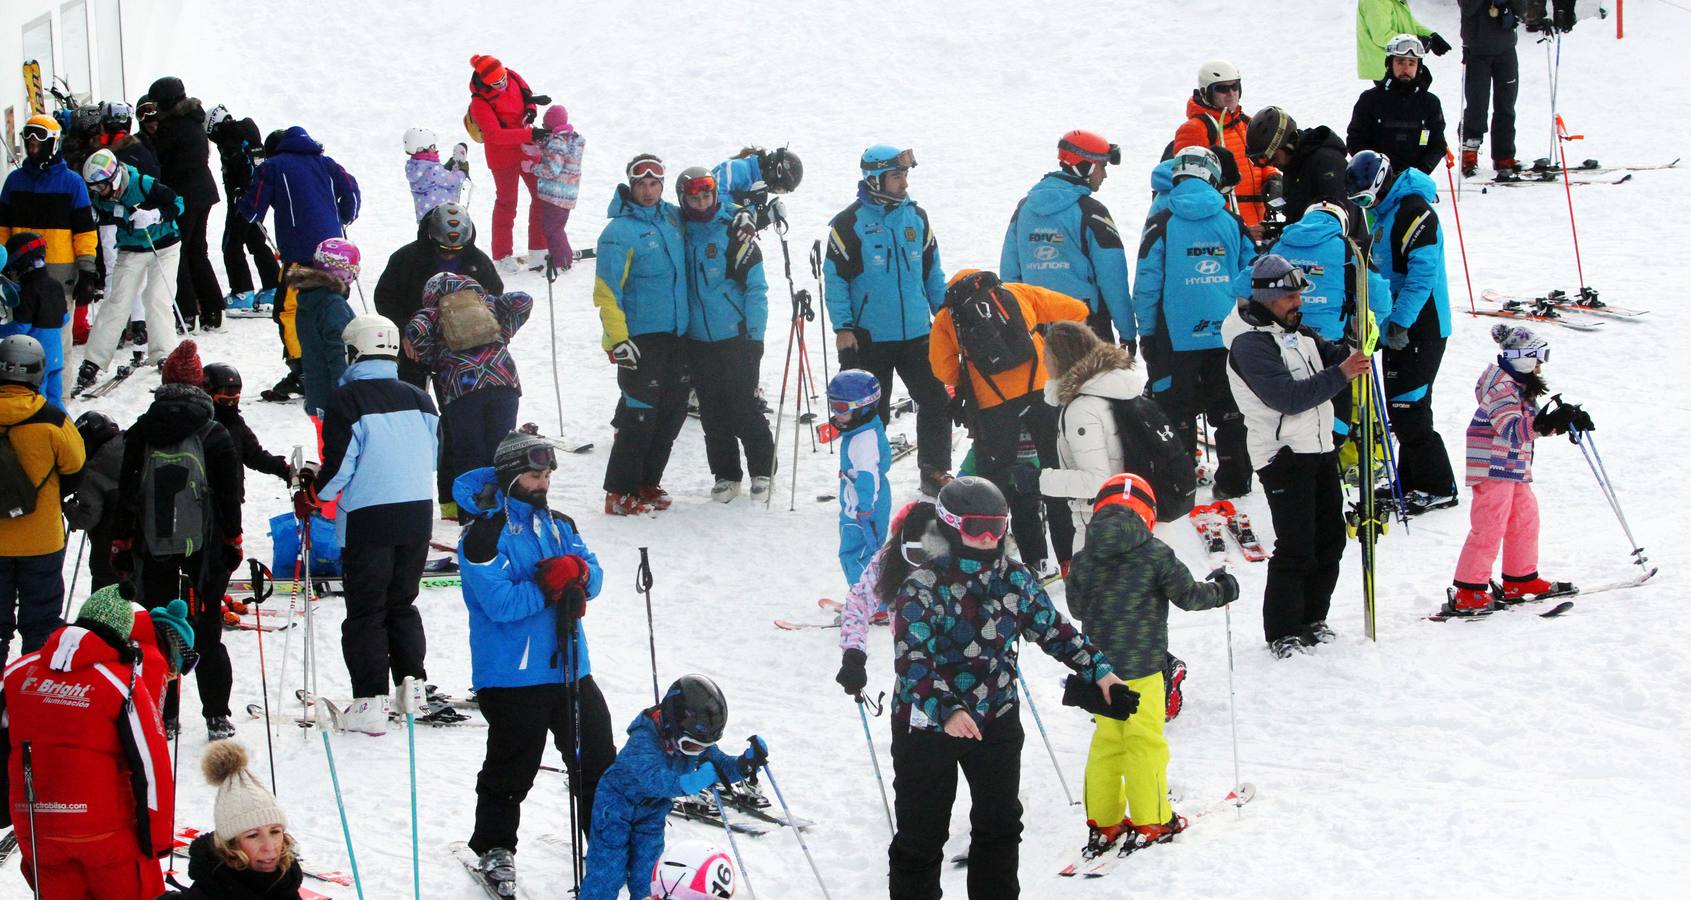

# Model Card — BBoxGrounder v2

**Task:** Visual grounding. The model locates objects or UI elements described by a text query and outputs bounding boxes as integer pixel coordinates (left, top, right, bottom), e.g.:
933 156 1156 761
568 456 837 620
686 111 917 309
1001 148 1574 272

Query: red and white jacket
0 622 174 861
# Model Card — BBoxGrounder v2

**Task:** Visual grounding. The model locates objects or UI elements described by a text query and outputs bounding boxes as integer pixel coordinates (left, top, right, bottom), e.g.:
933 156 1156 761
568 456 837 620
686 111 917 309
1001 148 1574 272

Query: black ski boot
76 360 100 391
129 318 148 348
261 359 303 402
206 715 236 740
476 847 516 895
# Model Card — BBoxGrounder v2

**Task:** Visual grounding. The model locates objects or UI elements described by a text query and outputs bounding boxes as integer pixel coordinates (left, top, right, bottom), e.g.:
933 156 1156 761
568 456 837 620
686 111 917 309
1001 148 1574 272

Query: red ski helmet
1093 472 1158 530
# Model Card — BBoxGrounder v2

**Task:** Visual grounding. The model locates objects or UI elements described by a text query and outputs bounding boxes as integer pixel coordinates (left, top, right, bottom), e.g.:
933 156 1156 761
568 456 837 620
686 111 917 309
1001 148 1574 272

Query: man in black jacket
207 105 280 305
1246 107 1361 238
1345 35 1448 176
145 76 224 330
1459 0 1529 176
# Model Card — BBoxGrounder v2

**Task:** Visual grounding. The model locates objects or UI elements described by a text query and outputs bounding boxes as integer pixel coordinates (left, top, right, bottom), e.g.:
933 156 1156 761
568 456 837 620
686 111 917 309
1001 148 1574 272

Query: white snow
16 0 1689 896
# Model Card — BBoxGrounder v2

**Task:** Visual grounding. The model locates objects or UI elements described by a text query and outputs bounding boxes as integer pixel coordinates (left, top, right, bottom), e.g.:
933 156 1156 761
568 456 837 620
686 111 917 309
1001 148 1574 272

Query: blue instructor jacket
1000 172 1132 337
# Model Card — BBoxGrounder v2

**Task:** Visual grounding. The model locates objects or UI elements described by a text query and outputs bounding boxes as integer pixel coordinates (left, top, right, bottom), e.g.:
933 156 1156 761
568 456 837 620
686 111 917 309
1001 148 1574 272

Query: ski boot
711 479 742 503
605 492 654 517
1445 584 1499 617
476 846 517 895
1129 811 1188 849
206 715 236 741
638 484 673 510
1269 636 1307 659
222 608 240 628
1460 141 1481 177
1402 490 1459 516
1081 820 1128 862
76 360 100 391
1304 620 1337 645
1498 573 1576 603
1164 655 1187 722
129 319 148 348
261 361 303 402
748 475 772 502
918 466 953 498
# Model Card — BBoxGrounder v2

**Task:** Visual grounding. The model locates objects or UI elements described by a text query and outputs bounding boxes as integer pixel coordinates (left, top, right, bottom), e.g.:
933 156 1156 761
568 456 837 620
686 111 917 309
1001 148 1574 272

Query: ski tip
1539 601 1575 618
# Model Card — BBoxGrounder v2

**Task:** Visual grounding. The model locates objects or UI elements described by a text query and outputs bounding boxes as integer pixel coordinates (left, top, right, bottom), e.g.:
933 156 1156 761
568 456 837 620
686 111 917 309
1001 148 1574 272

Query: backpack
438 289 503 352
947 280 1036 404
139 423 214 556
463 107 483 144
0 407 65 519
1106 395 1196 522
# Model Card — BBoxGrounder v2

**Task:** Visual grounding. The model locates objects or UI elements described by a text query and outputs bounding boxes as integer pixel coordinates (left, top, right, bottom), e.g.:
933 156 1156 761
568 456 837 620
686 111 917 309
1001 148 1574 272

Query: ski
773 618 838 631
526 247 597 272
175 827 350 888
713 780 818 830
450 840 533 899
1528 157 1679 176
224 618 296 633
890 434 918 464
1472 304 1604 332
74 364 135 399
1188 504 1229 564
227 574 462 594
1481 288 1647 319
1081 783 1257 878
667 796 769 836
1206 501 1267 562
0 830 15 866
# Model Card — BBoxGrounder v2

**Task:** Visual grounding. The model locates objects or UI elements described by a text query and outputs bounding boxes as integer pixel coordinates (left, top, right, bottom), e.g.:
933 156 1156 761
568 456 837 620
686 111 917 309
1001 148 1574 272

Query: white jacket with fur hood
1039 346 1148 541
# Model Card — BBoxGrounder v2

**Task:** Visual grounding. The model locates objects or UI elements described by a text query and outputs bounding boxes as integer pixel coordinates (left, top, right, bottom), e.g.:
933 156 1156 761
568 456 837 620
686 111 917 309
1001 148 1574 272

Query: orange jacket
929 272 1089 410
1173 95 1278 228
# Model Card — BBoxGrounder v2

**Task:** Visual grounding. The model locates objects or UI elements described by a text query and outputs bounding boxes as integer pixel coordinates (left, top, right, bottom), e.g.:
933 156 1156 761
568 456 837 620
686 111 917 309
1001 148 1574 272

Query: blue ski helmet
861 144 916 181
1345 150 1392 209
827 368 882 430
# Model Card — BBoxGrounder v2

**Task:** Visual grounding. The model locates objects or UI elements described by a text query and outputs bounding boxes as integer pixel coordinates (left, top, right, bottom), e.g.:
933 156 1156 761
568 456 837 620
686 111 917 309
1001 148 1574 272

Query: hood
1377 63 1434 94
1220 297 1283 347
1024 173 1090 217
1149 158 1176 196
1081 505 1156 558
421 271 485 310
39 623 127 674
1054 347 1146 406
1380 167 1438 214
341 358 398 384
0 385 46 426
147 76 187 108
1276 208 1342 248
290 266 350 296
453 466 505 519
273 126 324 157
162 96 205 124
135 383 215 445
606 184 675 223
1167 176 1225 219
1291 125 1345 162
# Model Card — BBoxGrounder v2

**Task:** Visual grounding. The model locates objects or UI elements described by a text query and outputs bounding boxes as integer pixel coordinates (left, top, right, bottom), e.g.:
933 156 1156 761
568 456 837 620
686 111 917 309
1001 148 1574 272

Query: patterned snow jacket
405 152 467 222
1465 361 1537 485
535 130 585 209
404 272 532 404
892 553 1111 733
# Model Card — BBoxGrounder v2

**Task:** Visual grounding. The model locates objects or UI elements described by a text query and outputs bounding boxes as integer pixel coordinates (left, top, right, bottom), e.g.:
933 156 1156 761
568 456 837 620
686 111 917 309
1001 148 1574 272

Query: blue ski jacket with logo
822 184 946 342
1000 172 1132 338
1131 178 1256 353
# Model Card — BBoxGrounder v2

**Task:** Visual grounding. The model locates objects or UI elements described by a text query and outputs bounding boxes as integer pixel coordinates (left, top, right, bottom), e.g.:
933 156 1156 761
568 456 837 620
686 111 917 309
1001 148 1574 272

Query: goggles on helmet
864 148 918 175
936 501 1009 541
1058 138 1122 166
22 123 54 144
901 540 931 566
1252 265 1311 296
679 172 718 197
1502 345 1549 364
828 396 878 422
517 444 558 473
627 156 666 181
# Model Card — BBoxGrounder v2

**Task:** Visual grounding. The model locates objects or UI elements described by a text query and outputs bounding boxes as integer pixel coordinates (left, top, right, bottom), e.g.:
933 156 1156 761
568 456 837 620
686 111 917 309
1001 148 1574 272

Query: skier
144 76 224 330
1221 255 1370 656
374 202 503 392
674 166 774 503
76 148 186 388
710 145 804 213
1000 130 1133 343
533 106 586 273
1345 35 1449 176
293 238 361 438
827 369 893 585
1038 320 1148 549
466 54 552 270
930 269 1089 576
94 101 159 350
203 363 295 488
1064 473 1236 859
0 115 99 312
1346 150 1458 513
455 429 616 887
1172 60 1277 236
887 476 1129 899
0 334 84 670
822 144 954 496
1458 0 1529 176
593 154 690 516
64 410 125 590
1 233 69 406
402 127 469 222
579 675 769 900
834 500 942 695
306 314 439 734
1132 145 1257 500
161 741 305 899
206 103 280 308
1356 0 1450 80
1446 325 1582 614
1244 107 1355 232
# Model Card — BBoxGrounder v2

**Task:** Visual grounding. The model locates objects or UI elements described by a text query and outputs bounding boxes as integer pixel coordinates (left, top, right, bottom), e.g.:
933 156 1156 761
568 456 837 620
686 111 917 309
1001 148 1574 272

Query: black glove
1426 32 1452 55
522 107 537 125
1383 323 1410 351
1565 404 1594 435
1207 567 1240 604
1105 683 1140 719
73 269 100 305
1534 404 1573 436
1062 674 1138 721
1120 338 1137 361
1140 335 1167 372
836 649 868 696
530 126 550 144
296 460 320 491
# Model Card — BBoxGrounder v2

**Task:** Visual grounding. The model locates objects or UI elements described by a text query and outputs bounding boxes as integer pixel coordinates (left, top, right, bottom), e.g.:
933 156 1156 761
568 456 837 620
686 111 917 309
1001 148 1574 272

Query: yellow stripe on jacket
592 245 635 350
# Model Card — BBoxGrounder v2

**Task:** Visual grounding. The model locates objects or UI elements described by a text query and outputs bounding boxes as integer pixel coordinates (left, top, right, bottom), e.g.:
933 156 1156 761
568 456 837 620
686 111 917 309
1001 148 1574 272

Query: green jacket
1065 506 1228 680
1356 0 1433 80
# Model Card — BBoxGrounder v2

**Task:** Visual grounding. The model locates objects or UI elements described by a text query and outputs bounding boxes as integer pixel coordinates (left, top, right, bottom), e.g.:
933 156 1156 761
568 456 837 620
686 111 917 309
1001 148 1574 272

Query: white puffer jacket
1220 300 1351 471
1040 349 1148 544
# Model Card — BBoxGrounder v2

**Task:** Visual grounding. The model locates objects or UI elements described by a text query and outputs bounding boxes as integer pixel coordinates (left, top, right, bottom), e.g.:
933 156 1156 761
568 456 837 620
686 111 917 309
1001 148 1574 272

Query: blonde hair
213 830 298 874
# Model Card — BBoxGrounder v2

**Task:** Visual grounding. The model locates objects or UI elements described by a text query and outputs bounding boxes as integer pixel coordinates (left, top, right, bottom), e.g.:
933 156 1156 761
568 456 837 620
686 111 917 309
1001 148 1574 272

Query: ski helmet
73 410 121 450
313 237 361 283
1169 145 1222 188
627 153 666 184
1245 106 1297 164
342 314 402 360
0 335 47 390
205 103 232 136
759 146 803 194
82 148 128 196
203 362 243 402
4 232 48 276
659 675 728 754
860 144 916 182
1492 323 1549 373
1092 472 1158 531
1345 150 1393 209
1196 59 1242 104
403 127 437 155
1304 200 1350 236
826 369 882 431
935 476 1010 543
674 166 718 211
493 428 558 489
424 202 475 250
22 114 61 162
651 843 738 899
1385 33 1427 61
1057 130 1120 178
99 100 134 135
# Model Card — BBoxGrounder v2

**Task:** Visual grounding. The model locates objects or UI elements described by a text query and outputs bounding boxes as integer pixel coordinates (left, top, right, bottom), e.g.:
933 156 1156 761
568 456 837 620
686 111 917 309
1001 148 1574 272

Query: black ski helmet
1245 106 1297 164
760 147 803 194
203 362 242 399
934 475 1009 546
659 674 727 751
74 410 121 450
424 202 475 250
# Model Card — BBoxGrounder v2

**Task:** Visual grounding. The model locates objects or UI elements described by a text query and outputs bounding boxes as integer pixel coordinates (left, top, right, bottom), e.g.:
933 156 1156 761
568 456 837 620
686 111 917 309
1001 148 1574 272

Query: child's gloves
1062 675 1139 721
836 649 867 696
1207 567 1239 604
736 736 769 776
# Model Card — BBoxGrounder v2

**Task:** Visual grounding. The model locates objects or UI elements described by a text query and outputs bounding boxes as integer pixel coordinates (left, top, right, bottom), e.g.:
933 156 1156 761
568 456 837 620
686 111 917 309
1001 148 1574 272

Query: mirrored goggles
627 157 666 181
679 173 718 197
937 506 1009 540
1502 345 1549 364
864 148 918 174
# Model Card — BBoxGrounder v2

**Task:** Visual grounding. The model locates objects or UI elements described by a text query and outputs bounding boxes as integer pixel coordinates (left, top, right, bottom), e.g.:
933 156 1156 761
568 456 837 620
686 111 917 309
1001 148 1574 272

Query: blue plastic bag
269 511 342 576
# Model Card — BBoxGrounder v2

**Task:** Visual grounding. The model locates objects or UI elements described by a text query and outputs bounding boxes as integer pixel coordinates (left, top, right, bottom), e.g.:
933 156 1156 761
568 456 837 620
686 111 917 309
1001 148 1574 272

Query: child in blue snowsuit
829 369 892 585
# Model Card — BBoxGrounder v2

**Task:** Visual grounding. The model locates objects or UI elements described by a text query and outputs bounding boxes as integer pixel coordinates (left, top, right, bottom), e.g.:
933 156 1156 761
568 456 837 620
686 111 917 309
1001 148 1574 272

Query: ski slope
19 0 1687 896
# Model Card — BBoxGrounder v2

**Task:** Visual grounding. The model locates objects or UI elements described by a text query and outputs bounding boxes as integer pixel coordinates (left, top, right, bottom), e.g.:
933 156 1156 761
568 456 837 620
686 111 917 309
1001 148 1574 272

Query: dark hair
874 502 938 601
1521 369 1548 404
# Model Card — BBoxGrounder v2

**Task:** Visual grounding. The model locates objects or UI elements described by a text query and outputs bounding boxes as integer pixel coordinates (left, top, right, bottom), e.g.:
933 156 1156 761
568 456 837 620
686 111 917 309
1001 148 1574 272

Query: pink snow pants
1453 479 1539 585
489 165 545 261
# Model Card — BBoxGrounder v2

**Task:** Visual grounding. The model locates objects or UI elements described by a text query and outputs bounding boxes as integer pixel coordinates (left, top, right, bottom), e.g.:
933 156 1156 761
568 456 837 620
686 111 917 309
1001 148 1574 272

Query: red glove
111 539 134 582
535 555 590 605
292 488 319 521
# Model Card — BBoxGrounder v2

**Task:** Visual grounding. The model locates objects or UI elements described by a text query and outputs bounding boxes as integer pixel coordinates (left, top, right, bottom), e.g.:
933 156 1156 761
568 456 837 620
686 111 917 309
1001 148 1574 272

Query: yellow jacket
0 384 86 555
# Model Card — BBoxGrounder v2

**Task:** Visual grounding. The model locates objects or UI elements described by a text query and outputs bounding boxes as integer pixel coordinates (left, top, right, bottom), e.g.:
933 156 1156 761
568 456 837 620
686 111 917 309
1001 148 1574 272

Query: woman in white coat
1039 321 1147 553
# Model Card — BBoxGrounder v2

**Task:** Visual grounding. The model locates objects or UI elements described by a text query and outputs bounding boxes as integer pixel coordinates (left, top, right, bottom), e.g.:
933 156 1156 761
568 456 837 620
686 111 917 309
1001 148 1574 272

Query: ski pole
545 266 566 437
710 785 759 900
339 225 371 314
401 677 423 900
1015 667 1077 806
22 741 42 900
1222 601 1244 817
62 530 88 621
318 704 367 900
635 547 660 706
763 763 833 900
856 693 895 838
1442 151 1478 317
1368 357 1410 529
247 558 278 795
142 230 192 336
1571 425 1649 569
1553 115 1588 294
564 595 584 889
810 239 833 420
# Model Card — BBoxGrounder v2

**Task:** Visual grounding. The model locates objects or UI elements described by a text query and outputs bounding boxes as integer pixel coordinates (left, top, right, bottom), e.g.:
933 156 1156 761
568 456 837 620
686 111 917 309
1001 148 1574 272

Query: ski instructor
466 54 553 271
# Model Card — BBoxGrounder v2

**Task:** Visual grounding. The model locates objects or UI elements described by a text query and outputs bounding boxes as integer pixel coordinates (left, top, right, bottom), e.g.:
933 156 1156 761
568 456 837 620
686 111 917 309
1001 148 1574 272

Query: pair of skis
1476 288 1648 330
1057 783 1257 878
1428 567 1657 622
773 597 890 631
1189 501 1267 564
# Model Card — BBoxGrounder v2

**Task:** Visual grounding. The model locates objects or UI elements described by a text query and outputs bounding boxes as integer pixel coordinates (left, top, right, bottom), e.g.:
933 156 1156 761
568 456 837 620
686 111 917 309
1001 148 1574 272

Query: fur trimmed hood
1050 345 1145 407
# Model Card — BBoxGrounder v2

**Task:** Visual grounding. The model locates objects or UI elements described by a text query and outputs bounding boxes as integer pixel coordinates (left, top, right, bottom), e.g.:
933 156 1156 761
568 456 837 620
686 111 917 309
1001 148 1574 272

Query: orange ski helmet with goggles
1093 472 1158 531
1057 130 1120 177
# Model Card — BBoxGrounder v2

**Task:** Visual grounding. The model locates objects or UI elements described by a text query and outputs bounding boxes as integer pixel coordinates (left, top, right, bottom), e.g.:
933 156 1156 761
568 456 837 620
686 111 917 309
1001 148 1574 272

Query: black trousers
1462 49 1521 161
139 550 233 719
339 540 429 698
604 333 691 495
471 677 616 855
1084 307 1116 345
971 394 1074 566
686 337 775 482
1383 332 1455 496
221 202 279 295
839 335 953 475
87 526 117 592
1150 347 1250 496
1258 449 1346 643
174 200 224 326
889 713 1024 900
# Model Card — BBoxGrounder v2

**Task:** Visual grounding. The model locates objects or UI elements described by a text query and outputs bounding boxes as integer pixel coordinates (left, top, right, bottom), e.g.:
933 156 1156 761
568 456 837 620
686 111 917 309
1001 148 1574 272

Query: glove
1207 567 1240 605
1566 404 1594 435
535 555 591 604
530 94 552 106
291 488 319 521
1139 335 1166 371
836 649 868 696
1534 404 1573 436
130 207 163 230
730 208 757 242
1383 323 1410 351
608 340 640 370
530 126 550 144
111 539 134 582
522 107 537 125
222 536 243 574
296 460 320 491
452 142 470 164
279 462 296 486
1061 675 1140 721
73 268 100 305
736 735 770 777
1425 32 1452 55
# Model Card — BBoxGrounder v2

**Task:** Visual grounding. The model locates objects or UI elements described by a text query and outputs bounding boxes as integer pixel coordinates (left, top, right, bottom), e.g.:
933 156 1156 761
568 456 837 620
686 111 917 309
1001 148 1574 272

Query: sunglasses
628 157 666 181
1210 81 1242 94
937 505 1009 540
679 173 718 197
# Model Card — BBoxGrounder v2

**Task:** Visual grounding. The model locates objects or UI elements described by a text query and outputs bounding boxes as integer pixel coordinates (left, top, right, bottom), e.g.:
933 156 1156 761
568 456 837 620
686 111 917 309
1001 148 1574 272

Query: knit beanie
1491 323 1548 373
470 54 506 86
203 741 288 841
150 598 196 673
542 105 571 133
1249 254 1310 304
77 585 134 641
493 429 557 489
160 339 204 386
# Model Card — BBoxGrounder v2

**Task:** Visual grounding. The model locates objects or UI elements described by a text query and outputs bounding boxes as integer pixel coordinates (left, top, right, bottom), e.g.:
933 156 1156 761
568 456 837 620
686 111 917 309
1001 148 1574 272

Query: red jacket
0 623 174 863
469 70 538 170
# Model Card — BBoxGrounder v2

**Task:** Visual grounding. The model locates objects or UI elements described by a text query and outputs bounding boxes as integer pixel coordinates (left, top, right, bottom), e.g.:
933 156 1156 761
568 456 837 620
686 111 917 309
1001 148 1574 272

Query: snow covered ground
10 0 1688 896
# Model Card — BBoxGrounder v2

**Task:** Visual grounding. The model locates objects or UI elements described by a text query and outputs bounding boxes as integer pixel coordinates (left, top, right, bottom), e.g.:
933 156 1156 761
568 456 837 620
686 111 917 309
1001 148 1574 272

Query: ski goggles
627 156 666 181
1251 265 1311 296
137 101 159 122
21 122 55 144
901 540 932 566
1502 345 1549 364
210 388 242 405
828 394 880 420
1058 138 1122 166
515 443 558 472
863 148 918 175
677 734 711 756
936 501 1009 541
678 172 718 197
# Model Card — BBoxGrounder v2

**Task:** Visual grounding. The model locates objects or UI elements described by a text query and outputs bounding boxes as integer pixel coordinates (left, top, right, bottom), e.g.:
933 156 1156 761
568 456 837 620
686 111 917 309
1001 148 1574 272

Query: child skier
1446 324 1585 615
294 238 360 434
1062 472 1237 864
532 106 585 273
1 234 69 406
827 369 892 585
834 500 943 696
403 127 469 222
580 675 769 900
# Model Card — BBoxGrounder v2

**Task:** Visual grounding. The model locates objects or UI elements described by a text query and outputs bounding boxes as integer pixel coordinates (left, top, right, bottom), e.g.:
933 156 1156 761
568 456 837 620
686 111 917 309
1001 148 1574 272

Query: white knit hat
202 740 288 840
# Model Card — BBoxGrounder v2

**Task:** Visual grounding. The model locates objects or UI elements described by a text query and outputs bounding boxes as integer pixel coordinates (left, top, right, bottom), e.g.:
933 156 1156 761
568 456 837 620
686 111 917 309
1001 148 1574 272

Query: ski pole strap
635 546 653 594
856 690 886 717
247 558 274 604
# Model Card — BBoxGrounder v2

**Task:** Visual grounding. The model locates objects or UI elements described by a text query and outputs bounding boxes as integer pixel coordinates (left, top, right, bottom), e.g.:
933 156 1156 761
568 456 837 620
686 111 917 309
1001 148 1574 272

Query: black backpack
140 422 215 556
946 273 1036 401
0 406 65 519
1106 395 1196 522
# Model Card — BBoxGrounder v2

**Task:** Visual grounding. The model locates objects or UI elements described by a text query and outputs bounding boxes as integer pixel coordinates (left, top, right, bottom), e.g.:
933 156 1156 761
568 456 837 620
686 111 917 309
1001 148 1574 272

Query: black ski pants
686 337 775 482
174 199 224 327
471 677 616 855
1384 326 1456 496
221 202 279 296
339 540 429 698
1258 449 1346 643
971 393 1074 566
1150 347 1251 497
1462 49 1521 162
889 713 1025 900
839 334 953 476
139 550 233 720
0 551 64 672
604 333 691 496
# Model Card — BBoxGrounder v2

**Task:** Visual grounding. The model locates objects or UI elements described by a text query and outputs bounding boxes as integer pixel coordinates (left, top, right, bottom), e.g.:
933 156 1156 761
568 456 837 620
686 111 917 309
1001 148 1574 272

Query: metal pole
635 547 660 706
763 764 833 899
710 786 759 900
318 704 367 899
1223 602 1244 816
1016 668 1077 806
546 268 566 437
856 696 895 838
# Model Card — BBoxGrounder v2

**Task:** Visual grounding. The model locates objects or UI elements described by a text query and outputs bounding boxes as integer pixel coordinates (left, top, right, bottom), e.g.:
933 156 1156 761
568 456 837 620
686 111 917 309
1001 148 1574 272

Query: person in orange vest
1171 60 1279 240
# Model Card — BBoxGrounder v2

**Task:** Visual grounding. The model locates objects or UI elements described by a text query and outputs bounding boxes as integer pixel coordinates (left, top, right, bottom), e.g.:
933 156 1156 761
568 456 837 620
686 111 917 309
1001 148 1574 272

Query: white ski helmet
343 314 402 360
403 127 438 155
1169 145 1222 188
1385 33 1427 61
650 843 737 899
1197 59 1241 95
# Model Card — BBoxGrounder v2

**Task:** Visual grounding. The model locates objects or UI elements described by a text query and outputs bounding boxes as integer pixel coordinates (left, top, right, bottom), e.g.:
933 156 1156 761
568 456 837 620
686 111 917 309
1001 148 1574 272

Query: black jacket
1 265 68 331
64 429 122 532
115 383 243 550
1346 65 1448 175
109 133 161 178
373 219 503 389
159 832 305 900
145 78 221 209
209 116 266 201
214 402 292 493
1280 126 1350 225
1460 0 1527 54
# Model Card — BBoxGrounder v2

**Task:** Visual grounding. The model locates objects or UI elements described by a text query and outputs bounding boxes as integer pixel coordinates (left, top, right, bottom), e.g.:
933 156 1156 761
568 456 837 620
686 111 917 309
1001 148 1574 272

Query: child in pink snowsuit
533 105 585 273
1448 324 1583 614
